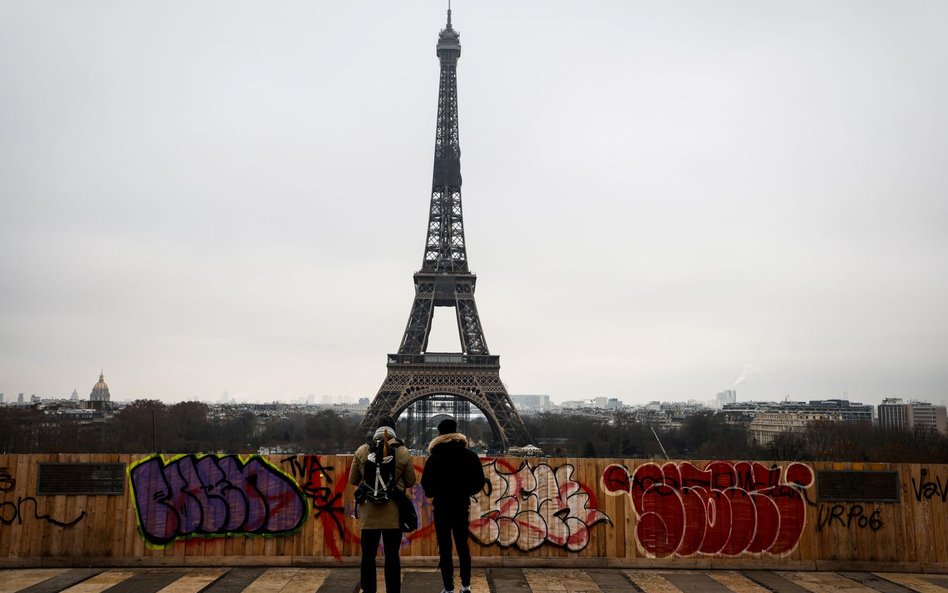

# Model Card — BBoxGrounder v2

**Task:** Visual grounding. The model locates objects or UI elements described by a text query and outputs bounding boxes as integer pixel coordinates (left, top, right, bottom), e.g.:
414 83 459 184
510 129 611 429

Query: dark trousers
360 528 403 593
434 505 472 591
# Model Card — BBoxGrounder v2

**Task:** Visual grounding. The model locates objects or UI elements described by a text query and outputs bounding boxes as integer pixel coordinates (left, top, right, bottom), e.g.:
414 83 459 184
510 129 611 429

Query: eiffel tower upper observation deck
359 9 531 450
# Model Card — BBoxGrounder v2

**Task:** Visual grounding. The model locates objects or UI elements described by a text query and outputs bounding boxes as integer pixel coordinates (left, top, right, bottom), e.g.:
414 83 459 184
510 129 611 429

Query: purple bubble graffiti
129 454 306 547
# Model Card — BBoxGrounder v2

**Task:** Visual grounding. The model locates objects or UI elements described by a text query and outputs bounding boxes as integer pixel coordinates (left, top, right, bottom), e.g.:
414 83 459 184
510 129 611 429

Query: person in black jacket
421 418 486 593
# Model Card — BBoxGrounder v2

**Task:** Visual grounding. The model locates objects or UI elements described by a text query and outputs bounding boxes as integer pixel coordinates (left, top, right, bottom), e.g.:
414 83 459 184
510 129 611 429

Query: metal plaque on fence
816 470 900 502
37 463 126 496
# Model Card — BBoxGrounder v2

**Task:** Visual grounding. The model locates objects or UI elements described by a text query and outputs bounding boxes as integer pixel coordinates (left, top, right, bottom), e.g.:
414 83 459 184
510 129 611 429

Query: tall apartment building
878 398 948 434
715 390 737 408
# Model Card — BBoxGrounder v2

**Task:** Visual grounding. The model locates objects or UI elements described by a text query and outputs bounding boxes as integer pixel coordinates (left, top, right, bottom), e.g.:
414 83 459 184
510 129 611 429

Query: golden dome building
89 371 111 409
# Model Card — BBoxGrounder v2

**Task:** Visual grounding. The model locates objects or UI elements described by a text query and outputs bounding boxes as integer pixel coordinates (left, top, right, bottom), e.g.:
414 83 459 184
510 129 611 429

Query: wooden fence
1 454 945 571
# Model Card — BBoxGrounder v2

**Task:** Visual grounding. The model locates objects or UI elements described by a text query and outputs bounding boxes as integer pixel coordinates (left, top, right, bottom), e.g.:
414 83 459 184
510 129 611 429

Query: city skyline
1 2 946 407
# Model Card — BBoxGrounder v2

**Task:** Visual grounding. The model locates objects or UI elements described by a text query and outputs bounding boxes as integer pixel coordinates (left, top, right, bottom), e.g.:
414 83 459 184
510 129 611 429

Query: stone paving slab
9 569 102 593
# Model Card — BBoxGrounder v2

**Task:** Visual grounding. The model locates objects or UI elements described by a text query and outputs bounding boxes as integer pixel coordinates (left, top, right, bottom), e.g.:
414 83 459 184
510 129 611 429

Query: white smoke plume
734 363 762 388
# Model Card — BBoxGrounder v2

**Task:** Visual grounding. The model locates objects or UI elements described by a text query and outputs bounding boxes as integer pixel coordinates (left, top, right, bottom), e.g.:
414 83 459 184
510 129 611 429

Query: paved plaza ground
1 567 947 593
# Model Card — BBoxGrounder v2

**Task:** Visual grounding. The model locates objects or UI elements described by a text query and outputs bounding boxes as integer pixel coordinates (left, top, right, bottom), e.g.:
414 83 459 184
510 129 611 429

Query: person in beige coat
349 415 416 593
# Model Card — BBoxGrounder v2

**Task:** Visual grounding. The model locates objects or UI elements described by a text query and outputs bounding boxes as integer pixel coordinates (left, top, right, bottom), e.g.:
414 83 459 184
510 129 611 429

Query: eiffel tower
360 9 531 451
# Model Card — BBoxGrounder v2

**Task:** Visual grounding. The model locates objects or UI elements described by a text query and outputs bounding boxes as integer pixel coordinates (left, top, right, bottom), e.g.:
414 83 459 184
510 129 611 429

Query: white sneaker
461 587 472 593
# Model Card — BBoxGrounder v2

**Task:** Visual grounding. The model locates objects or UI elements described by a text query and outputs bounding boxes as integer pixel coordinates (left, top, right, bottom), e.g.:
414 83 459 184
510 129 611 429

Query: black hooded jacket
421 432 486 510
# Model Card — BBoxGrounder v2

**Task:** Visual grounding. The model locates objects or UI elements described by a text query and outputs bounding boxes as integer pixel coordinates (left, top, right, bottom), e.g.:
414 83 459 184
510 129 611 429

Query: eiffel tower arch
360 10 531 451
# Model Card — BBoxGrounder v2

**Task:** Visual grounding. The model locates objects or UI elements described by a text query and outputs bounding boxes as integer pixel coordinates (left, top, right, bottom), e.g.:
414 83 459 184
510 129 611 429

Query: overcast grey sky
1 1 946 406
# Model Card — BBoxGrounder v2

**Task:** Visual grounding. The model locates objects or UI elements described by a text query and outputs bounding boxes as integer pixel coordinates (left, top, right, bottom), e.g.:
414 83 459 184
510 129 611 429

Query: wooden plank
896 464 912 565
124 455 143 559
37 489 54 559
26 454 48 559
251 529 265 558
92 454 118 558
479 457 498 563
108 454 128 560
594 458 608 560
801 463 819 565
73 489 92 558
831 461 848 563
49 489 69 558
222 526 239 559
70 454 91 560
618 458 630 560
884 495 903 563
610 458 626 560
579 457 602 560
0 455 13 557
0 456 14 557
544 456 562 561
914 463 930 564
261 534 275 560
94 493 112 557
626 461 641 560
202 535 226 561
865 463 886 562
10 454 31 557
925 465 948 565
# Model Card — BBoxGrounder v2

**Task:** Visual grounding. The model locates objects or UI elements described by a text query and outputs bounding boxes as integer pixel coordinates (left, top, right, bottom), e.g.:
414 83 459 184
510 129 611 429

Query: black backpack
358 436 399 504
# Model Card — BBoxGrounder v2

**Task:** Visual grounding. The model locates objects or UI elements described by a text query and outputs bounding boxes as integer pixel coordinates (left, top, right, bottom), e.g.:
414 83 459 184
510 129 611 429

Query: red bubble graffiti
602 461 814 558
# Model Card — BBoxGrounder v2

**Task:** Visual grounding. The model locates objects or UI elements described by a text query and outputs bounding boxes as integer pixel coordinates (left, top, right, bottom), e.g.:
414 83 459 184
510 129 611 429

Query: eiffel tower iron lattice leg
359 9 531 451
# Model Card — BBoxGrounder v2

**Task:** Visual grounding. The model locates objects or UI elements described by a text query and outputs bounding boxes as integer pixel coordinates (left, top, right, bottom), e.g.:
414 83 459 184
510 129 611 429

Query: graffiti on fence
403 464 436 548
0 468 86 528
816 503 883 532
281 455 345 529
0 469 14 492
129 454 307 547
912 468 947 503
281 454 354 557
603 461 814 557
469 460 610 552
